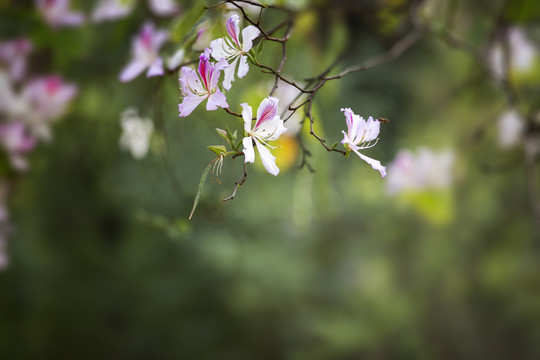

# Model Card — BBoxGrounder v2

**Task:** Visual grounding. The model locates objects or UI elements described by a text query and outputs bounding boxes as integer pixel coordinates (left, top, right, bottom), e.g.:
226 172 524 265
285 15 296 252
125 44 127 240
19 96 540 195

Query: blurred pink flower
209 14 260 90
119 22 169 82
22 75 78 140
0 38 32 82
241 97 287 176
385 148 455 194
92 0 179 22
0 121 36 172
92 0 135 23
178 49 229 117
36 0 85 28
341 108 386 178
148 0 180 16
489 27 537 79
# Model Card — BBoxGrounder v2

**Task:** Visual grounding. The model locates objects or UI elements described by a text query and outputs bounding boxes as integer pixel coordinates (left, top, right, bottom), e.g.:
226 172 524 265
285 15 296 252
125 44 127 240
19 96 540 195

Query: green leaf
207 145 227 156
189 159 215 220
331 142 339 149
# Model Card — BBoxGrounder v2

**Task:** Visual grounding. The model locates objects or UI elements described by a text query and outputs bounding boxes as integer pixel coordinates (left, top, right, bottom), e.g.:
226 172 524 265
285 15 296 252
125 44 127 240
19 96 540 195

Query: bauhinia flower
209 14 260 90
498 109 525 148
119 22 169 82
0 120 36 172
385 148 455 194
35 0 85 28
21 75 78 140
489 27 537 79
92 0 179 23
241 97 287 176
118 108 154 159
178 48 229 117
0 38 32 82
340 108 386 178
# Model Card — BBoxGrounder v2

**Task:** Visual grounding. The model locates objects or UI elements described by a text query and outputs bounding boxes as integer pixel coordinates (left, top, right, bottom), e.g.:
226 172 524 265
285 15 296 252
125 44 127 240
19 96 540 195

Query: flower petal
178 94 205 117
209 38 228 61
226 14 241 48
255 96 279 130
206 90 228 111
119 59 147 82
240 103 253 133
241 25 260 52
237 54 249 78
221 57 237 91
148 0 180 16
255 139 279 176
242 137 255 163
353 150 387 178
146 57 164 77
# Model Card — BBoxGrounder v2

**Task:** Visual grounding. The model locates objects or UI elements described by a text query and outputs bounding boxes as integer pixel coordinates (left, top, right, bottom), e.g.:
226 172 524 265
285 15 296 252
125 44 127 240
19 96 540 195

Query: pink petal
206 91 228 111
119 60 147 82
146 58 164 77
255 97 279 130
178 94 205 117
226 14 241 48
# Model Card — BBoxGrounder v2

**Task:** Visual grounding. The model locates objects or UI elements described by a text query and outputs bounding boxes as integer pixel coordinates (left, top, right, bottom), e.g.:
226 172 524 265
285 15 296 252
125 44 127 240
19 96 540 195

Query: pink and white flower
21 75 77 140
489 27 537 79
92 0 179 23
0 38 32 82
148 0 180 16
209 14 260 90
0 121 36 172
385 148 455 194
241 97 288 176
178 48 229 117
92 0 135 23
119 22 169 82
36 0 85 28
340 108 386 178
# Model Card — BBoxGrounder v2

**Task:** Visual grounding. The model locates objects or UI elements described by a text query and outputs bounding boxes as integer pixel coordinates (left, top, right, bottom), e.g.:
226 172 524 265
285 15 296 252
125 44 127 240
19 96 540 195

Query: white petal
353 150 387 178
255 139 279 176
221 57 238 91
206 91 228 111
240 103 252 133
242 137 255 163
237 55 249 78
255 116 287 141
209 38 228 60
241 25 260 52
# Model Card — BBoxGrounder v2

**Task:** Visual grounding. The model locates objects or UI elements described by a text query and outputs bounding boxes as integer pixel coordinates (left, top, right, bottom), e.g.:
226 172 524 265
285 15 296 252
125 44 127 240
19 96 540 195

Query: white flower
385 148 455 194
209 14 260 90
340 108 386 178
119 108 154 159
498 109 525 148
241 97 288 176
489 27 537 79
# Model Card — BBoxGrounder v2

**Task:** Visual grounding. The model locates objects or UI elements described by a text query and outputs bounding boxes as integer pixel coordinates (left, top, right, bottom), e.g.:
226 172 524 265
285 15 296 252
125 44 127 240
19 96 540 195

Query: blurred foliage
1 0 540 359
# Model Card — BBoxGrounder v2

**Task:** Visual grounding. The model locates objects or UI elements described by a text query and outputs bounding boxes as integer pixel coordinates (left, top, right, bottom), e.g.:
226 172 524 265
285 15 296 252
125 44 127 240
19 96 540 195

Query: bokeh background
2 0 540 359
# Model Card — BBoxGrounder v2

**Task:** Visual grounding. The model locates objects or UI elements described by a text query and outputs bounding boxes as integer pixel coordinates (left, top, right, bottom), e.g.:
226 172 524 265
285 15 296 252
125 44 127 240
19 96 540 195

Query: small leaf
255 40 264 57
331 142 339 149
207 145 227 156
189 159 215 220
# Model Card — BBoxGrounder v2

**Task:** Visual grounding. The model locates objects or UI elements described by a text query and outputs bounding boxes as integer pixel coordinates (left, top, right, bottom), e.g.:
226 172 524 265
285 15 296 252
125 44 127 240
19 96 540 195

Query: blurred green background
1 0 540 359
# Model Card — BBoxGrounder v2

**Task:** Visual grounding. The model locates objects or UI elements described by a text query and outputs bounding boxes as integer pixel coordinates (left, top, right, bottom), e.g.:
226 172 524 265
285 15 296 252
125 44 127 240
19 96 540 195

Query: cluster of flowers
173 14 388 177
35 0 180 28
0 37 77 269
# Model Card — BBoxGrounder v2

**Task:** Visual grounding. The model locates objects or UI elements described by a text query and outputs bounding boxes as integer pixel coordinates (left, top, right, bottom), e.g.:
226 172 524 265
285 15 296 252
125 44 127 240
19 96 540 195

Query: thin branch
223 162 248 201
